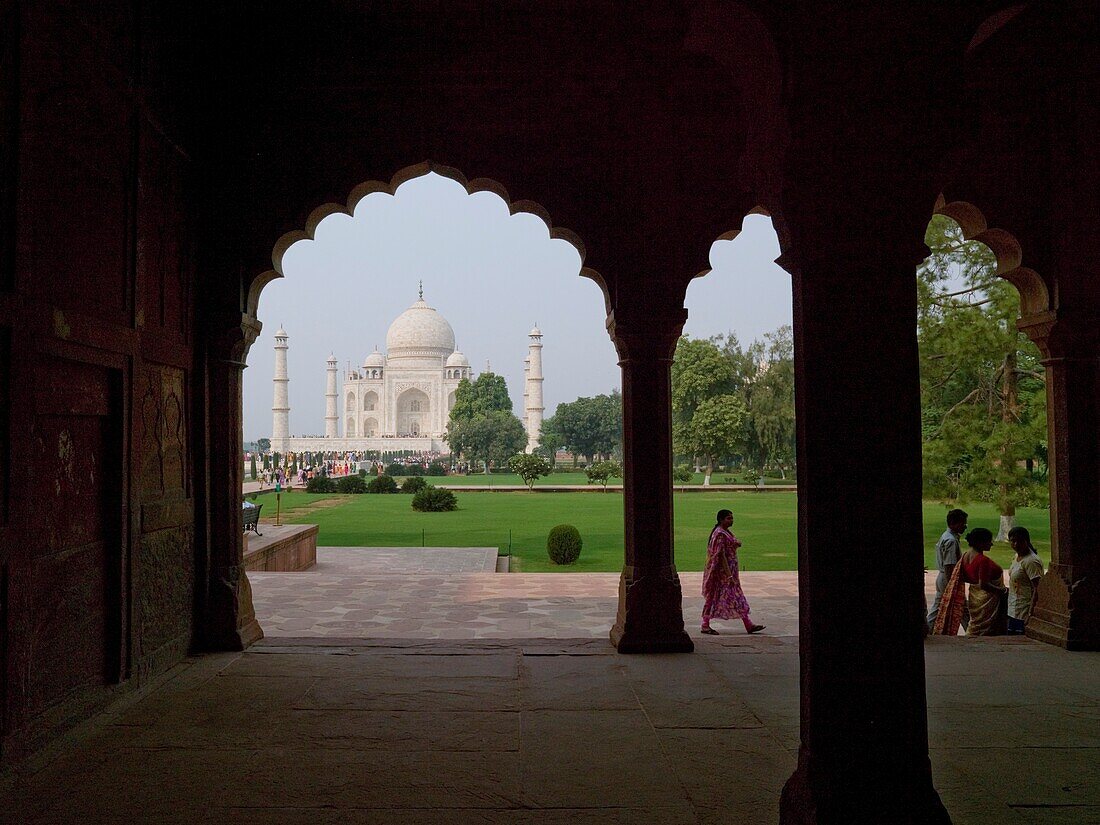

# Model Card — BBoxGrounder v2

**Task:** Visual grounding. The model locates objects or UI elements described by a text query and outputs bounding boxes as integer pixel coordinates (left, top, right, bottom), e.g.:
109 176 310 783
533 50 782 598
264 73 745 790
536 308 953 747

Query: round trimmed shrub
401 476 428 494
335 474 367 494
306 475 336 493
366 474 398 494
426 462 447 476
385 462 406 476
412 487 457 512
546 524 582 565
404 463 424 476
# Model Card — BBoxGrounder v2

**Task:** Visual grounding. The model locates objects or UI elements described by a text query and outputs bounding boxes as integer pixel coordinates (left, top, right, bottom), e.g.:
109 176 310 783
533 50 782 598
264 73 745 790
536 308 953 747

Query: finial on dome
418 280 423 301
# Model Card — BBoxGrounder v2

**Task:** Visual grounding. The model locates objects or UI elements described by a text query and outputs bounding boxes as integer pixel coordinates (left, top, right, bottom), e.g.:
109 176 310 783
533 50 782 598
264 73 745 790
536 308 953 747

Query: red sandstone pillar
608 309 694 653
779 251 948 823
196 314 264 651
1021 316 1100 650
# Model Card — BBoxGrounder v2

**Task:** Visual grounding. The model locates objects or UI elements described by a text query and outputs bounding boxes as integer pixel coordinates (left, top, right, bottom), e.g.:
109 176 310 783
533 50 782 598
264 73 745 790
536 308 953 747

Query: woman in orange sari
933 527 1007 636
701 509 765 635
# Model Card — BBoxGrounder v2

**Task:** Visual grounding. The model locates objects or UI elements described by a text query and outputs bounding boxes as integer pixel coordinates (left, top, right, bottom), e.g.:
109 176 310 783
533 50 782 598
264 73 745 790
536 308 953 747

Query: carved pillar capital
606 307 688 364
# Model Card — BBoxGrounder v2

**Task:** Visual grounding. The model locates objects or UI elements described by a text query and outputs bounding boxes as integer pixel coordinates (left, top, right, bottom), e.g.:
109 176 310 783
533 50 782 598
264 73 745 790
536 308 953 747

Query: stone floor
4 636 1097 824
249 548 802 638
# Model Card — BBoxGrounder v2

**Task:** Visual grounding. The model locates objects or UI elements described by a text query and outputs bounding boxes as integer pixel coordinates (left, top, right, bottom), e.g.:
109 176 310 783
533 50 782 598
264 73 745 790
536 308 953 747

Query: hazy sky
243 173 792 440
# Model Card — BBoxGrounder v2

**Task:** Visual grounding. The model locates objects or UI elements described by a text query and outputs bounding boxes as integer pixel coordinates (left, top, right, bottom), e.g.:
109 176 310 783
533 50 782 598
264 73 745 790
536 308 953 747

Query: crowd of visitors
929 508 1045 637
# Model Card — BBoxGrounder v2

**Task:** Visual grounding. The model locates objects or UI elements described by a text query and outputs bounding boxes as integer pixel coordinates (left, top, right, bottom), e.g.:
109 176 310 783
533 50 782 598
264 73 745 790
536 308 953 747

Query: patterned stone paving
251 547 949 639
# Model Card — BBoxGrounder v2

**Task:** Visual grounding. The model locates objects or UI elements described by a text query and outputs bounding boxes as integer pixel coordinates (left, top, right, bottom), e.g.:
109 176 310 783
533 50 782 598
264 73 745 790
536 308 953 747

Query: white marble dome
385 298 456 357
446 350 469 367
363 348 386 368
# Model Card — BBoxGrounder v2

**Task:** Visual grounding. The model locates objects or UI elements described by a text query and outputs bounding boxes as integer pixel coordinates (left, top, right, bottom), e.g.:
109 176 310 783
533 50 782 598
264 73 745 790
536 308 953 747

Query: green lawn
395 472 792 487
256 489 1049 573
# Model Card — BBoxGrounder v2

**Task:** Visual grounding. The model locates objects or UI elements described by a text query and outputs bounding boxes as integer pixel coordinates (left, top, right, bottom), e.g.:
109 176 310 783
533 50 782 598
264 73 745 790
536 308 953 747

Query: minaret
271 325 290 451
524 324 544 452
324 353 338 438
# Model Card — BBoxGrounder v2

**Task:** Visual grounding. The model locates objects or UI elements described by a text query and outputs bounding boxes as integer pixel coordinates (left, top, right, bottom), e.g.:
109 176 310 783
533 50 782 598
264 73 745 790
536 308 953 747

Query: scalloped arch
246 161 604 320
690 203 794 285
932 195 1050 317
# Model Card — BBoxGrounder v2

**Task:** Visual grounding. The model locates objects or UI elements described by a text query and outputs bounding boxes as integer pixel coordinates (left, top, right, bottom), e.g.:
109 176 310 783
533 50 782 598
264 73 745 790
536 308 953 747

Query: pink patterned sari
702 525 751 621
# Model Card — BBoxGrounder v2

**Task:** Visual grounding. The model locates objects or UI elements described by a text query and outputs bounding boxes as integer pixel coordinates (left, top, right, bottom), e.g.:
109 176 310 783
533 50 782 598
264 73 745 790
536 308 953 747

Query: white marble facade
273 290 544 455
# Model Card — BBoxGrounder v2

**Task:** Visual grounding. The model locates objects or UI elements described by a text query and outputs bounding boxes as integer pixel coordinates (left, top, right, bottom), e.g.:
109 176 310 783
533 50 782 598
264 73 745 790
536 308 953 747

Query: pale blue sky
243 173 792 440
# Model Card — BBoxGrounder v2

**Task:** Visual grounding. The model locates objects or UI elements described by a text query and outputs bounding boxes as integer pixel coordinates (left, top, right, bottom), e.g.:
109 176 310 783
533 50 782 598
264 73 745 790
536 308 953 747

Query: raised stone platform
243 524 318 572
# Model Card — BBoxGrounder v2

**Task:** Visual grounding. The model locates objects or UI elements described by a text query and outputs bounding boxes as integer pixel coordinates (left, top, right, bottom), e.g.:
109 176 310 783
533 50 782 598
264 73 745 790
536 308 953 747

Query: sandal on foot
747 624 766 634
700 627 719 635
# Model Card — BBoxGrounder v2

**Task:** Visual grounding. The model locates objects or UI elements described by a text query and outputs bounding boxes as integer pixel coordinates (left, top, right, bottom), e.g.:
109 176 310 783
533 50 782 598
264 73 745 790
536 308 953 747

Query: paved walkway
250 548 948 639
6 636 1096 824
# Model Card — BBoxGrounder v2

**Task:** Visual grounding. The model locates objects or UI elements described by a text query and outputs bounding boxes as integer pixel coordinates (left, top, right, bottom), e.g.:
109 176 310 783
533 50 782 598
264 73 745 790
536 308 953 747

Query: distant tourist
933 527 1006 636
701 509 765 635
1006 526 1044 634
928 509 969 632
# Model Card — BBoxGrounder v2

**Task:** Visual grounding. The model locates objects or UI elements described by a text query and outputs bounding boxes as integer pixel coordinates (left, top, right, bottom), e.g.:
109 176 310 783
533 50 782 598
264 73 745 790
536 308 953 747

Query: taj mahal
270 287 544 455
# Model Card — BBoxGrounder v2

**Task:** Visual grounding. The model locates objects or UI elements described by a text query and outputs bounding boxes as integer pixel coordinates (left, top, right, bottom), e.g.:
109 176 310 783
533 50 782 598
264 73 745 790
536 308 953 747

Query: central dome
385 298 456 358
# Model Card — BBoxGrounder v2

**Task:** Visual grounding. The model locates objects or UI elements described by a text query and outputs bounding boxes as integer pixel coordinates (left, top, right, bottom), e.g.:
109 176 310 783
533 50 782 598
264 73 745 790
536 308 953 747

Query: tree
674 394 748 486
256 437 271 452
584 459 621 491
446 372 527 473
742 326 796 478
546 392 622 464
508 452 553 489
918 215 1047 538
672 338 742 485
249 453 257 480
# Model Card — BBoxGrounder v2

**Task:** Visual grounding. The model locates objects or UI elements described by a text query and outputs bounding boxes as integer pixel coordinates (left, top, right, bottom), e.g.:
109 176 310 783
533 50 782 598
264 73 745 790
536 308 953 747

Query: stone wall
0 2 199 762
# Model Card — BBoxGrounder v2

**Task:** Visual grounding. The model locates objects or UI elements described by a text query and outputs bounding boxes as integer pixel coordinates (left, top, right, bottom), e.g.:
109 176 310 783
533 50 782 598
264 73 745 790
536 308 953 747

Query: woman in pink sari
701 509 765 635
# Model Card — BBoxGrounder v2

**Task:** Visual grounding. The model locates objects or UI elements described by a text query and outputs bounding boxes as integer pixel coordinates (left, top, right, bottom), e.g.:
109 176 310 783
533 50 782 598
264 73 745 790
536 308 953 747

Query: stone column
608 309 693 653
324 353 338 439
198 313 264 651
779 246 947 823
1021 315 1100 650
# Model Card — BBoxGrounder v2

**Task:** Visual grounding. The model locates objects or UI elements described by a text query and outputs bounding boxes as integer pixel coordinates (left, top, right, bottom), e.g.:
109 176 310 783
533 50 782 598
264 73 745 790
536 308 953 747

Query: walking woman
701 509 765 635
1006 525 1044 634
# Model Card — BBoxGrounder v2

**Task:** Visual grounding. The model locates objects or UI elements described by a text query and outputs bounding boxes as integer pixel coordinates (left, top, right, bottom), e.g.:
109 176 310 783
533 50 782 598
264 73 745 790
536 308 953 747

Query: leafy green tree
744 326 796 478
918 215 1047 538
256 437 271 452
508 452 553 489
450 373 512 419
546 392 622 464
674 394 748 486
446 372 526 473
584 459 622 491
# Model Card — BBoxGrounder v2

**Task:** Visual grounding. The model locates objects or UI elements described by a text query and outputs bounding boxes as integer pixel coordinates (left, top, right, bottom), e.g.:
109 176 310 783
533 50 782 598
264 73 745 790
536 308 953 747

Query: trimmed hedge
426 462 447 476
367 474 398 494
546 524 582 565
412 487 458 512
401 476 429 494
336 474 367 494
385 463 406 476
306 475 336 493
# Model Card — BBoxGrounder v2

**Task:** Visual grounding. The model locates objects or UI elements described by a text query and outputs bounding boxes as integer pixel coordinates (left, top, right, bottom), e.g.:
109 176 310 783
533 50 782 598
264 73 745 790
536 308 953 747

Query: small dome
446 350 469 367
327 352 337 363
275 325 288 338
529 325 542 337
363 348 386 368
385 297 456 357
